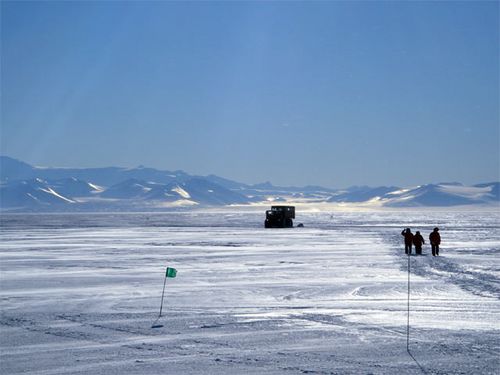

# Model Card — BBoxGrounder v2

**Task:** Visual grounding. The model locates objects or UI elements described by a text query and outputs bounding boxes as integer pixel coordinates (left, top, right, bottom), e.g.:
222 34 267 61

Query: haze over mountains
0 156 498 211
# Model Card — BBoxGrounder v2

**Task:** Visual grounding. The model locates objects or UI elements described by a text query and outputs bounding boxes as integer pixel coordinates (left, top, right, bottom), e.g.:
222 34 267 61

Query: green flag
166 267 177 278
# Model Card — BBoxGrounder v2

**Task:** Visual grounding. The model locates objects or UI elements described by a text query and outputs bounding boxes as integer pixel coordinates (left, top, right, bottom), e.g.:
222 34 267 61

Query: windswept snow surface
0 212 499 374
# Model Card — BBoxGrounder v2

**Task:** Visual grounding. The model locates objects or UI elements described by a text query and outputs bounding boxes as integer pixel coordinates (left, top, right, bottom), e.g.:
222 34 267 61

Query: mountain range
0 156 498 211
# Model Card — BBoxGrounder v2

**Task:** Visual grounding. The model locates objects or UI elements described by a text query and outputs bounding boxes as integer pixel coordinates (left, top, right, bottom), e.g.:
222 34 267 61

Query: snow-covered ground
1 211 499 374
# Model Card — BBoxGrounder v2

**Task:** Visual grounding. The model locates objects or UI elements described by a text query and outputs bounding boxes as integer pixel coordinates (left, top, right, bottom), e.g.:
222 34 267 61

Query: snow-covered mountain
0 156 190 186
0 157 257 210
0 178 75 208
177 178 252 205
101 178 250 206
1 156 498 211
381 183 500 207
326 183 499 206
48 177 102 197
328 186 401 203
100 179 155 199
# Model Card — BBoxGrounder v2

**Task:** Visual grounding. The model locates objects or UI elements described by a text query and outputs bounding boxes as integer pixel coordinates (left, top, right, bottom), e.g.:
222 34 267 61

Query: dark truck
264 206 295 228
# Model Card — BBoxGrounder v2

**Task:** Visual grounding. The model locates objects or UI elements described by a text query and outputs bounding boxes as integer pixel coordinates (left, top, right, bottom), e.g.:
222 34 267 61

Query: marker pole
407 252 410 352
158 274 167 317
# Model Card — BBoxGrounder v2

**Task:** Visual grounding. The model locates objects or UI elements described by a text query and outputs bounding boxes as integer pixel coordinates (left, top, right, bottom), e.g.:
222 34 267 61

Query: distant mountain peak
253 181 274 189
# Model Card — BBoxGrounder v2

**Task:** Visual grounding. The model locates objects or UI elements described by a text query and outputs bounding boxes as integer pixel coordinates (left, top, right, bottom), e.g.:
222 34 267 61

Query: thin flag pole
152 267 176 329
407 251 410 352
158 274 167 318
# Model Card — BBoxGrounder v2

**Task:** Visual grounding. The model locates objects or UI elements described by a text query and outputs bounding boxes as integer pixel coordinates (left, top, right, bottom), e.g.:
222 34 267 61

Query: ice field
1 211 499 374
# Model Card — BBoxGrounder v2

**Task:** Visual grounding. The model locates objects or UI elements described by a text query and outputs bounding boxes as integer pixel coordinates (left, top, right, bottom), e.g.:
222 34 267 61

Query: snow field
0 212 499 374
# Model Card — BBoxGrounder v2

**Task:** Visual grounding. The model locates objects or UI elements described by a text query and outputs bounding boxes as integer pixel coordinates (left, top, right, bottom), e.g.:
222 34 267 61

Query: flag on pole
166 267 177 278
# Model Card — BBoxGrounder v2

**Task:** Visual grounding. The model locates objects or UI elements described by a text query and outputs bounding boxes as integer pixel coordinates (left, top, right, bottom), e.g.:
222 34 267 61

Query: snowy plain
0 211 499 374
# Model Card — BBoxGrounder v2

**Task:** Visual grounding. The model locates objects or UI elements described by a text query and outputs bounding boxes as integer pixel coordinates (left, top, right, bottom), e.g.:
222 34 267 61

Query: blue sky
1 1 498 188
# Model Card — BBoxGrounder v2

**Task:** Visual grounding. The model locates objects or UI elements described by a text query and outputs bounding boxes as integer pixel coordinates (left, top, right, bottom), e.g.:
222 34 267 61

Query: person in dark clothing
429 227 441 256
401 228 414 255
413 231 425 255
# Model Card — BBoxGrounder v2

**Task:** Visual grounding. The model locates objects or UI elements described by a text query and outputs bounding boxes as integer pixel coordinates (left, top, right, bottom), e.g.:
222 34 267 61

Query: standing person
401 228 414 255
429 227 441 256
413 231 425 255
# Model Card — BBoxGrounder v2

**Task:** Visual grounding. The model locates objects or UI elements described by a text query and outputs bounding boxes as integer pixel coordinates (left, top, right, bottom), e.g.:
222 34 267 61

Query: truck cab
265 205 295 228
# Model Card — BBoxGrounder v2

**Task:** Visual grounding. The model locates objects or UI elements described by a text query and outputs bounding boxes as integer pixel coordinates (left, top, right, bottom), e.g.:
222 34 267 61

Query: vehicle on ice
264 205 295 228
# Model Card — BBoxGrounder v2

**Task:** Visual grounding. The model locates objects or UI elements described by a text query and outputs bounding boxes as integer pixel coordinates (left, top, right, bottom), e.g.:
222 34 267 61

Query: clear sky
1 1 498 188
